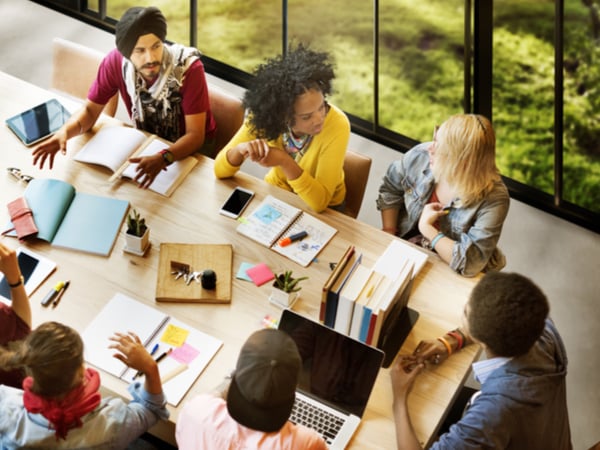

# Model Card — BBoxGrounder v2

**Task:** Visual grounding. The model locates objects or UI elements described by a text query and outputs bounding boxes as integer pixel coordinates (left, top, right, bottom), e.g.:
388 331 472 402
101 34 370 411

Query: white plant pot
124 228 150 256
269 287 299 308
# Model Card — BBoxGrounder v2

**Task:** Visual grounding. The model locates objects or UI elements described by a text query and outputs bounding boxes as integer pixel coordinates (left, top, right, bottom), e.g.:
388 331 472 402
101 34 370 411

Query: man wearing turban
32 6 217 189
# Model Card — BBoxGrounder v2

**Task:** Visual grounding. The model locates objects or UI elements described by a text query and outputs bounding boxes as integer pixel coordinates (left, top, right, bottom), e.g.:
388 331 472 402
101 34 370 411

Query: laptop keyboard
289 396 346 444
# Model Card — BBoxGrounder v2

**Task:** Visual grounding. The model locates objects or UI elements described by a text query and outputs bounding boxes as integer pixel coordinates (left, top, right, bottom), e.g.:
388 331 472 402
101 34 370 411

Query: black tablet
5 98 71 146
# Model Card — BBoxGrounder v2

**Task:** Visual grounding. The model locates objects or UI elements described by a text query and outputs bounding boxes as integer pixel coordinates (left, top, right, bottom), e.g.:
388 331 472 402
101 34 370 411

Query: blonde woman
377 114 509 277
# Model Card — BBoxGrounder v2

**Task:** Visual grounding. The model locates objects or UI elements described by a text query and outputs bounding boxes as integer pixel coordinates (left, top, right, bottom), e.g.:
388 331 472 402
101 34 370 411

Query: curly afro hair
242 43 335 141
467 272 549 357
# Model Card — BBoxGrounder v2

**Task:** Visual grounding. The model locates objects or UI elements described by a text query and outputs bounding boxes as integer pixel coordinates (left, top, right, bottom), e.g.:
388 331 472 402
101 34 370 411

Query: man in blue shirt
391 271 572 450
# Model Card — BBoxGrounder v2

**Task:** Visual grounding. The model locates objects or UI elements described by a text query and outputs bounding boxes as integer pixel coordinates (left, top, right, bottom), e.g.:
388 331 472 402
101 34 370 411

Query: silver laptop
278 309 384 449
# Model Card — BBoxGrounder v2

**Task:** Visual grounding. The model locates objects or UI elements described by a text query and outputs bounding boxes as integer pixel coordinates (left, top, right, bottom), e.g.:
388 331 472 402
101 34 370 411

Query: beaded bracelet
437 336 453 356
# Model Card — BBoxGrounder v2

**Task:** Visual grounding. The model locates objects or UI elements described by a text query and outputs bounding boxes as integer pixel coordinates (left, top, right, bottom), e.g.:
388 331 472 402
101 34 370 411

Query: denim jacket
0 382 169 449
376 143 510 277
433 319 572 449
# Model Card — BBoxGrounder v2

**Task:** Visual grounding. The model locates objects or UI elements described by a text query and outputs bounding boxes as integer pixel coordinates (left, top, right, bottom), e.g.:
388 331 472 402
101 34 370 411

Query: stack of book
320 240 428 351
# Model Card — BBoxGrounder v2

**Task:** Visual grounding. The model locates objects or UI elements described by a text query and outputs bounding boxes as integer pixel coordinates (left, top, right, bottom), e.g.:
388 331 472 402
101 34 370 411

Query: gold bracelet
437 336 453 356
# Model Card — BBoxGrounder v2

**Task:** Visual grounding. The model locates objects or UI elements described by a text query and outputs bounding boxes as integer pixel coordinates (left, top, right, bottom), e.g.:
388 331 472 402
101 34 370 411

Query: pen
41 281 65 307
279 231 308 247
52 280 70 308
155 348 172 364
133 343 160 380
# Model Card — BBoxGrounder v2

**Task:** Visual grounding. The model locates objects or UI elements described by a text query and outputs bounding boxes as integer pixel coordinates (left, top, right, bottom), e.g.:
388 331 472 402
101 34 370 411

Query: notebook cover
156 243 232 303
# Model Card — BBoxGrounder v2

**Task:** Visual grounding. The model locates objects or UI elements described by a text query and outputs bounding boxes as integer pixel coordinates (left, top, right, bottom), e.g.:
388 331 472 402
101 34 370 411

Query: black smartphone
219 187 255 219
5 98 71 146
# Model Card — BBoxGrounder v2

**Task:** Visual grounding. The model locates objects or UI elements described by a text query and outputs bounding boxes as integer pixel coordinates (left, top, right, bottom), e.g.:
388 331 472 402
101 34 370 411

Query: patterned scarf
23 368 102 440
282 129 313 161
123 43 201 142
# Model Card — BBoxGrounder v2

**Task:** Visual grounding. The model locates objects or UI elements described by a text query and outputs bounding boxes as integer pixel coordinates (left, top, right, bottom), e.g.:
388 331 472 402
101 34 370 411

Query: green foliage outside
96 0 599 213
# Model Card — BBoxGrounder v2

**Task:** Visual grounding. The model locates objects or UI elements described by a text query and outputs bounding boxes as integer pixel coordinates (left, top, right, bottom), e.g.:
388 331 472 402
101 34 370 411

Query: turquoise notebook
18 178 128 256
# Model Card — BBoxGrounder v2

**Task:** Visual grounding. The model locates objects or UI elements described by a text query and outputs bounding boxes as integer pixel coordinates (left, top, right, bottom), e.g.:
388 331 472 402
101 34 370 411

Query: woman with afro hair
214 44 350 213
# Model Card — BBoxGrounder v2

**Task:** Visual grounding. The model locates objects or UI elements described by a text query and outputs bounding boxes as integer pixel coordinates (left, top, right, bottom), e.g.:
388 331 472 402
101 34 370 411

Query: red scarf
23 367 102 440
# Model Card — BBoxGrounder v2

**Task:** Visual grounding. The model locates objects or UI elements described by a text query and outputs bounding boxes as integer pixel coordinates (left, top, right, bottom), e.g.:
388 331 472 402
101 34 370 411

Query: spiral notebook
236 195 337 267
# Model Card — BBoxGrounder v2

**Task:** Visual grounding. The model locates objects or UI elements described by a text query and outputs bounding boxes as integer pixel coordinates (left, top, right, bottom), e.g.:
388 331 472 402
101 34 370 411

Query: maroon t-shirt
0 302 30 388
88 48 216 140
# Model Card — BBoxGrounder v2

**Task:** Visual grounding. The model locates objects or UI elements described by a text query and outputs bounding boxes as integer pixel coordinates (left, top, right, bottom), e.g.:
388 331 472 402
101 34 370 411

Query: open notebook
73 126 198 197
81 293 222 406
278 309 384 449
236 195 337 267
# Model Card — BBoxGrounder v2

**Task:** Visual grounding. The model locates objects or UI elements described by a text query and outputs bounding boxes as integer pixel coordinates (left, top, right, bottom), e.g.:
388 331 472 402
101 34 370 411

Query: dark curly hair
467 272 549 357
242 43 335 141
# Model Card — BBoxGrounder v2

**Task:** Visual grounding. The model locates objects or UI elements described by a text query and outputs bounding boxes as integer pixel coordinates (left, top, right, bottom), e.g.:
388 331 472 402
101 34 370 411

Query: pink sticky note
170 342 200 365
246 263 275 286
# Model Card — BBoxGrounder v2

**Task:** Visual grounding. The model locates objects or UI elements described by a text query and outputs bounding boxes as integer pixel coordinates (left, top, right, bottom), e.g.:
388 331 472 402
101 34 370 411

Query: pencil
161 364 189 383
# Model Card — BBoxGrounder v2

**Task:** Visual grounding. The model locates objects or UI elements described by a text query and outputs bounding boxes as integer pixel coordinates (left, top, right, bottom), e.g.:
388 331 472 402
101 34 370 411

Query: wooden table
0 71 480 449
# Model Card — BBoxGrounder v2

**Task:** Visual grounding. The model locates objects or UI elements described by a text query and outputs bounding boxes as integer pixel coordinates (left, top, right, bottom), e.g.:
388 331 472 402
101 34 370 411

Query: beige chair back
208 84 245 157
343 150 372 219
51 37 118 117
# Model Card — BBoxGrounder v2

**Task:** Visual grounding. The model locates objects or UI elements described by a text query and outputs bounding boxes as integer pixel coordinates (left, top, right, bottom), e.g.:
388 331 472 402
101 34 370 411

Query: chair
208 84 245 157
51 37 118 117
343 150 372 219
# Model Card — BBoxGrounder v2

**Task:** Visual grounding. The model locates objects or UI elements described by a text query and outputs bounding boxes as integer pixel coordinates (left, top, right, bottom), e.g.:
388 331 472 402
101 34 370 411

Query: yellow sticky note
160 324 190 347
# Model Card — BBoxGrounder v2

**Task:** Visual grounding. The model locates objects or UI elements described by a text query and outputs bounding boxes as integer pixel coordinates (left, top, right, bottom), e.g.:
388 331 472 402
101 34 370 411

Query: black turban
115 7 167 58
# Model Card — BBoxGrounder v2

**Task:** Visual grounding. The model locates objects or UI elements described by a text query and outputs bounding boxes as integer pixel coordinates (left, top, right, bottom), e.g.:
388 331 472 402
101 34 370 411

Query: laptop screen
278 309 384 417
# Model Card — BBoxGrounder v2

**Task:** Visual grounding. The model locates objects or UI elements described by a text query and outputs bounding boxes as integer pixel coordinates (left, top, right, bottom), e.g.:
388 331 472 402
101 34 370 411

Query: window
37 0 599 231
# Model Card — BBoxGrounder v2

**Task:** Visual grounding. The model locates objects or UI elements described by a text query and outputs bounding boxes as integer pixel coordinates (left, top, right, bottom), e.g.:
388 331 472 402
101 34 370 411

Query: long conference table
0 71 480 449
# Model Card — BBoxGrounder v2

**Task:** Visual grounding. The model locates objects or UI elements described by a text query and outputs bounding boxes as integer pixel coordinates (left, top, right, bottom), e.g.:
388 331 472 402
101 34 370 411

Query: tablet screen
5 99 70 146
0 248 56 301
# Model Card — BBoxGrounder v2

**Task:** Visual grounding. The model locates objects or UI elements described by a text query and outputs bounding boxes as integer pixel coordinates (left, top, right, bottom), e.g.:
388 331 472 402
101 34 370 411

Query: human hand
418 202 448 238
108 331 157 374
413 338 449 365
129 153 166 189
31 128 68 169
0 243 20 282
391 355 424 400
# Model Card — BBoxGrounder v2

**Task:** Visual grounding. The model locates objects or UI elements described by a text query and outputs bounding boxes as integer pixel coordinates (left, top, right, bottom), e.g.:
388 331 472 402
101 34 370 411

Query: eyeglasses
7 167 34 183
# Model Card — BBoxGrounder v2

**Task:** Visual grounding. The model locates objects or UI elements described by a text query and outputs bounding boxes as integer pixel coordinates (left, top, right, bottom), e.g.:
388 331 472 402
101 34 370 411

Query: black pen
52 280 70 308
155 348 172 364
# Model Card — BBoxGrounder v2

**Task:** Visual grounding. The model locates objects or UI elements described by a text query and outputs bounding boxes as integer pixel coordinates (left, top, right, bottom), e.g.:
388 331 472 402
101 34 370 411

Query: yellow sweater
214 104 350 212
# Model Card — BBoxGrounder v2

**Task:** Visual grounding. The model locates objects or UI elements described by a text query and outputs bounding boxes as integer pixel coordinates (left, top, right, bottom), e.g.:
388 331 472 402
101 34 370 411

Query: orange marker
279 231 308 247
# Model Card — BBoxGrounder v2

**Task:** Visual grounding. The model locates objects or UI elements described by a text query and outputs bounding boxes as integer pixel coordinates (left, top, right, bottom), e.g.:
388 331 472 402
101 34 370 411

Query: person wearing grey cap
176 328 327 449
33 6 217 189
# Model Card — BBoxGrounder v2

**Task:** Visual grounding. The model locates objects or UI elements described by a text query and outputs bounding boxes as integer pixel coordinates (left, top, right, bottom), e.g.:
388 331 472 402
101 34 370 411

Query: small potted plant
124 208 150 255
269 270 308 308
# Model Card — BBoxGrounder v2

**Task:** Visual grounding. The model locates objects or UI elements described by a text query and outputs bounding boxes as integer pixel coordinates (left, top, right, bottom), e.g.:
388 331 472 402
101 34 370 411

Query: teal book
15 178 128 256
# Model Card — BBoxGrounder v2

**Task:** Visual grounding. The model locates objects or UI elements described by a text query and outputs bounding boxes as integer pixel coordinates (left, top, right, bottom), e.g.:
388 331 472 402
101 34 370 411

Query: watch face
161 150 174 164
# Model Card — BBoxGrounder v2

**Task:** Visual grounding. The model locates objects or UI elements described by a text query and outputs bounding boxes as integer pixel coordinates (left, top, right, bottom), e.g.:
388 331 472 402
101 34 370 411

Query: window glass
493 1 555 199
493 0 600 213
196 0 281 72
379 0 466 142
562 0 600 212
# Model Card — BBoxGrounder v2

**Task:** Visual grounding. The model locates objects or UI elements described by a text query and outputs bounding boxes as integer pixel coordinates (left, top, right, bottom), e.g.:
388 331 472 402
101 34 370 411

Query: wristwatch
9 275 24 288
159 149 174 166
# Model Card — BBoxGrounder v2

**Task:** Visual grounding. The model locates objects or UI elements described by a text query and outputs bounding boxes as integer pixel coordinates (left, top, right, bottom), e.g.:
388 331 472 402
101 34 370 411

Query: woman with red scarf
0 321 169 448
